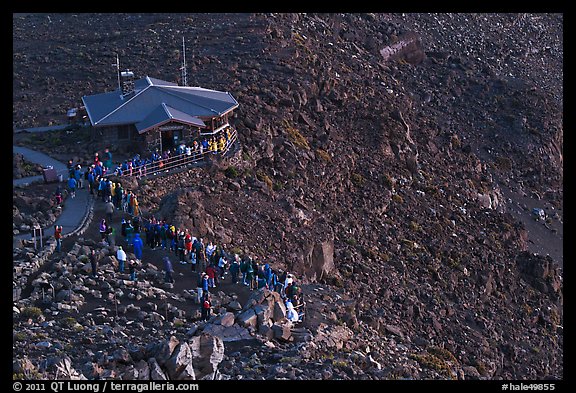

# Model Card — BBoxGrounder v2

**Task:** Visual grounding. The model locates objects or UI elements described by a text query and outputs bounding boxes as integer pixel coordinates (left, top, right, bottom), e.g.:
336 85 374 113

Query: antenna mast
114 53 121 93
181 36 187 87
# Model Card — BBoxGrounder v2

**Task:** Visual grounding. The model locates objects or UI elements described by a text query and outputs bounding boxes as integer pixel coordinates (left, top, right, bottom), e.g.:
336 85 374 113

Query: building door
161 130 174 152
160 128 184 152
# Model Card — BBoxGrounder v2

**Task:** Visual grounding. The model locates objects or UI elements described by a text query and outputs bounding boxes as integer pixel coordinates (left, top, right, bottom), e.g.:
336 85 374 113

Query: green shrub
225 166 240 178
20 307 42 320
61 317 77 328
382 173 395 189
283 120 310 150
13 332 27 342
256 171 273 190
351 173 365 186
316 148 332 162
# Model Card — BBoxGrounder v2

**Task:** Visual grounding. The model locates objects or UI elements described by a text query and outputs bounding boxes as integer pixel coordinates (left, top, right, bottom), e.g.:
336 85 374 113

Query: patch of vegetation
283 119 310 150
328 275 344 288
522 303 533 316
475 361 487 376
409 353 456 379
61 317 78 328
13 332 27 342
409 221 422 232
351 172 365 187
20 307 43 321
332 359 348 368
78 255 89 263
427 346 458 364
549 308 561 326
401 238 416 250
382 173 395 189
444 256 460 270
424 184 440 197
256 171 273 190
13 370 43 380
273 182 284 191
316 148 332 162
392 194 403 203
344 238 357 246
224 166 240 178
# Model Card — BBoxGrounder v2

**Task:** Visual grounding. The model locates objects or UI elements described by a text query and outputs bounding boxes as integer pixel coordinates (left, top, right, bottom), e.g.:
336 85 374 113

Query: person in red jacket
206 264 217 288
54 225 63 252
201 293 212 321
184 230 193 258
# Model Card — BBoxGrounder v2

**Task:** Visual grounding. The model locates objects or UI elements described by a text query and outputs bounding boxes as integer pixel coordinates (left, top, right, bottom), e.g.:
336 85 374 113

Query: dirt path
72 196 254 321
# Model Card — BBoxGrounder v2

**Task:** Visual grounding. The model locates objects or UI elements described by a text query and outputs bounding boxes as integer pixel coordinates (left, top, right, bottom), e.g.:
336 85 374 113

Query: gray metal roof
135 103 206 133
82 76 238 129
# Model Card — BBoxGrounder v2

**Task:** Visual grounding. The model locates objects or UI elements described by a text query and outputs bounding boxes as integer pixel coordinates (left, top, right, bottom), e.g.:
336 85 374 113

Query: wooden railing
115 128 239 179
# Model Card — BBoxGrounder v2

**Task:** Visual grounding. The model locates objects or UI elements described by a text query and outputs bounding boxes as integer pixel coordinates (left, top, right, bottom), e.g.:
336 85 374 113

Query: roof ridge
94 80 152 125
161 102 173 119
158 86 220 115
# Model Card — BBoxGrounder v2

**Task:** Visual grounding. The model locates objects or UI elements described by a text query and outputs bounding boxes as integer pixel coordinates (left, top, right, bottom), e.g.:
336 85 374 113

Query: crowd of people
110 127 236 179
111 210 305 322
56 137 304 326
90 192 305 323
56 127 237 208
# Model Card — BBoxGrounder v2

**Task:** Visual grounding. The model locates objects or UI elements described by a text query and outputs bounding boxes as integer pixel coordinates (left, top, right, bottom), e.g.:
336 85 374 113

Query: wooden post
114 292 118 320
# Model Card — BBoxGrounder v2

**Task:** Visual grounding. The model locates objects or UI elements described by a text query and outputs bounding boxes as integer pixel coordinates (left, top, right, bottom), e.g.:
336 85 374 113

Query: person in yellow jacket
219 136 226 153
133 195 139 217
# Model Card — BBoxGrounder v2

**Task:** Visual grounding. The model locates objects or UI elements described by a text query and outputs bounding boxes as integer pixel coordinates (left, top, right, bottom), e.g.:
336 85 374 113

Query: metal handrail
114 128 239 179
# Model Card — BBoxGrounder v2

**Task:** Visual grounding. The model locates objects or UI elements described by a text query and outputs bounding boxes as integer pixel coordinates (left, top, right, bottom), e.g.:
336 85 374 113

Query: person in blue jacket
133 233 143 261
163 256 175 283
67 175 77 198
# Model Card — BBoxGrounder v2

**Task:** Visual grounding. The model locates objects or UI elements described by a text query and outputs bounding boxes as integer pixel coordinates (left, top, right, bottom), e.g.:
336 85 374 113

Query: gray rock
155 336 180 366
226 300 242 311
190 333 225 379
219 312 235 327
273 299 287 322
463 365 482 380
165 342 195 380
148 357 168 380
384 324 404 339
111 348 132 364
272 322 292 341
236 309 257 328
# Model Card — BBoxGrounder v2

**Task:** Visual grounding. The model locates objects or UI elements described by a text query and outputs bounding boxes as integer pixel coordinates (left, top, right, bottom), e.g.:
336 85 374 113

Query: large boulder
272 322 292 341
165 342 195 380
236 309 257 328
148 358 168 380
189 333 224 380
294 239 337 282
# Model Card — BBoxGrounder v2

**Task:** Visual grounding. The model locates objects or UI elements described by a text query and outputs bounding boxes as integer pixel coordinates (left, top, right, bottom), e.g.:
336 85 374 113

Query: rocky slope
13 13 563 380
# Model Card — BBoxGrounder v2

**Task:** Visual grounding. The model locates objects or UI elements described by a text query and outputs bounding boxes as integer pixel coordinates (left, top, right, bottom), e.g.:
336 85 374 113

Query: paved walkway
14 124 70 133
13 146 93 243
13 146 69 187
